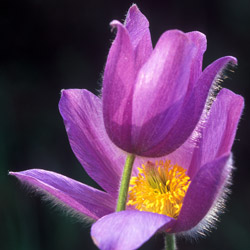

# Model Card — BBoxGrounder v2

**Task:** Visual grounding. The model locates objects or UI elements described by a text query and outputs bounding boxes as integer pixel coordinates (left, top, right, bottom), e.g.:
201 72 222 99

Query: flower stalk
116 154 136 211
165 234 176 250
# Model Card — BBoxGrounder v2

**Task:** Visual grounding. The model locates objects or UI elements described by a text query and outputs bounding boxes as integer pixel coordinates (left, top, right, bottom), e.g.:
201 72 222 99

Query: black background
1 0 250 249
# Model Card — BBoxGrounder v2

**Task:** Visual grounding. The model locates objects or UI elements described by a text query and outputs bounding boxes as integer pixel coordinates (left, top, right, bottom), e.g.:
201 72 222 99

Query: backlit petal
125 4 153 69
91 210 172 250
131 30 197 156
10 169 115 220
143 56 237 157
200 88 244 165
59 89 125 196
166 58 239 174
187 88 244 178
171 155 230 232
102 20 135 152
186 31 207 84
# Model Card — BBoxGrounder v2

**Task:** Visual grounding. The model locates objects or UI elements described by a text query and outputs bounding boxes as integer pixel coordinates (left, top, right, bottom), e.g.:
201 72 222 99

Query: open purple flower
10 87 243 249
102 5 238 157
10 5 244 250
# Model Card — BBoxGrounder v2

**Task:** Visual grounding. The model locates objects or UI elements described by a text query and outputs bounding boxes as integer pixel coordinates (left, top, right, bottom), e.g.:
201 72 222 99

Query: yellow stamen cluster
127 160 191 219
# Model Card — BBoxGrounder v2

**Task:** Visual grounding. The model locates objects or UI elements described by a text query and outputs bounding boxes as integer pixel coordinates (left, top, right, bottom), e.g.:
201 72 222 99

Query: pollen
127 160 191 219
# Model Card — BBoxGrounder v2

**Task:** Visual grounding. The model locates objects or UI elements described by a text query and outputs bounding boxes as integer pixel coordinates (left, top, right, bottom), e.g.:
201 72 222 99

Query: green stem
165 234 176 250
116 154 136 211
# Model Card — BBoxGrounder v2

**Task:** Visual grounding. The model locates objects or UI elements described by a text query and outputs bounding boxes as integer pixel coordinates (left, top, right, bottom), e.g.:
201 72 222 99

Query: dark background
1 0 250 249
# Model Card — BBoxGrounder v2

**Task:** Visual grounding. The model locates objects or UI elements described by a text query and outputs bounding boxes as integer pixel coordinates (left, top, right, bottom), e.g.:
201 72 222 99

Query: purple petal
200 88 244 165
131 30 197 156
188 88 244 177
10 169 115 220
171 155 230 232
59 89 125 196
102 20 136 152
144 56 238 157
91 210 172 250
124 4 153 69
186 31 207 84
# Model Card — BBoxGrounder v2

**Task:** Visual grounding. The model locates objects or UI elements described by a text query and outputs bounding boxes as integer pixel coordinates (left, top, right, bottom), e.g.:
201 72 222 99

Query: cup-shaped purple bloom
10 86 243 249
102 5 237 157
9 5 244 250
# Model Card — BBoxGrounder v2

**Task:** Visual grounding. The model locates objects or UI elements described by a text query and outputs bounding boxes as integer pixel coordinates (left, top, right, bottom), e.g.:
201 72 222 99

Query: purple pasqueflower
10 88 243 250
102 5 238 157
10 4 244 250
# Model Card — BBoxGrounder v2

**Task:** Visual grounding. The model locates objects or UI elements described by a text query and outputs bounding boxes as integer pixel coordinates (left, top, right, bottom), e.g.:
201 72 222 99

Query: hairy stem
165 234 176 250
116 154 135 211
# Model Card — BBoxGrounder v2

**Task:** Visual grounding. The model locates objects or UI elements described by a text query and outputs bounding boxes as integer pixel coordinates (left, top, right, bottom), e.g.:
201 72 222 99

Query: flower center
127 160 191 219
